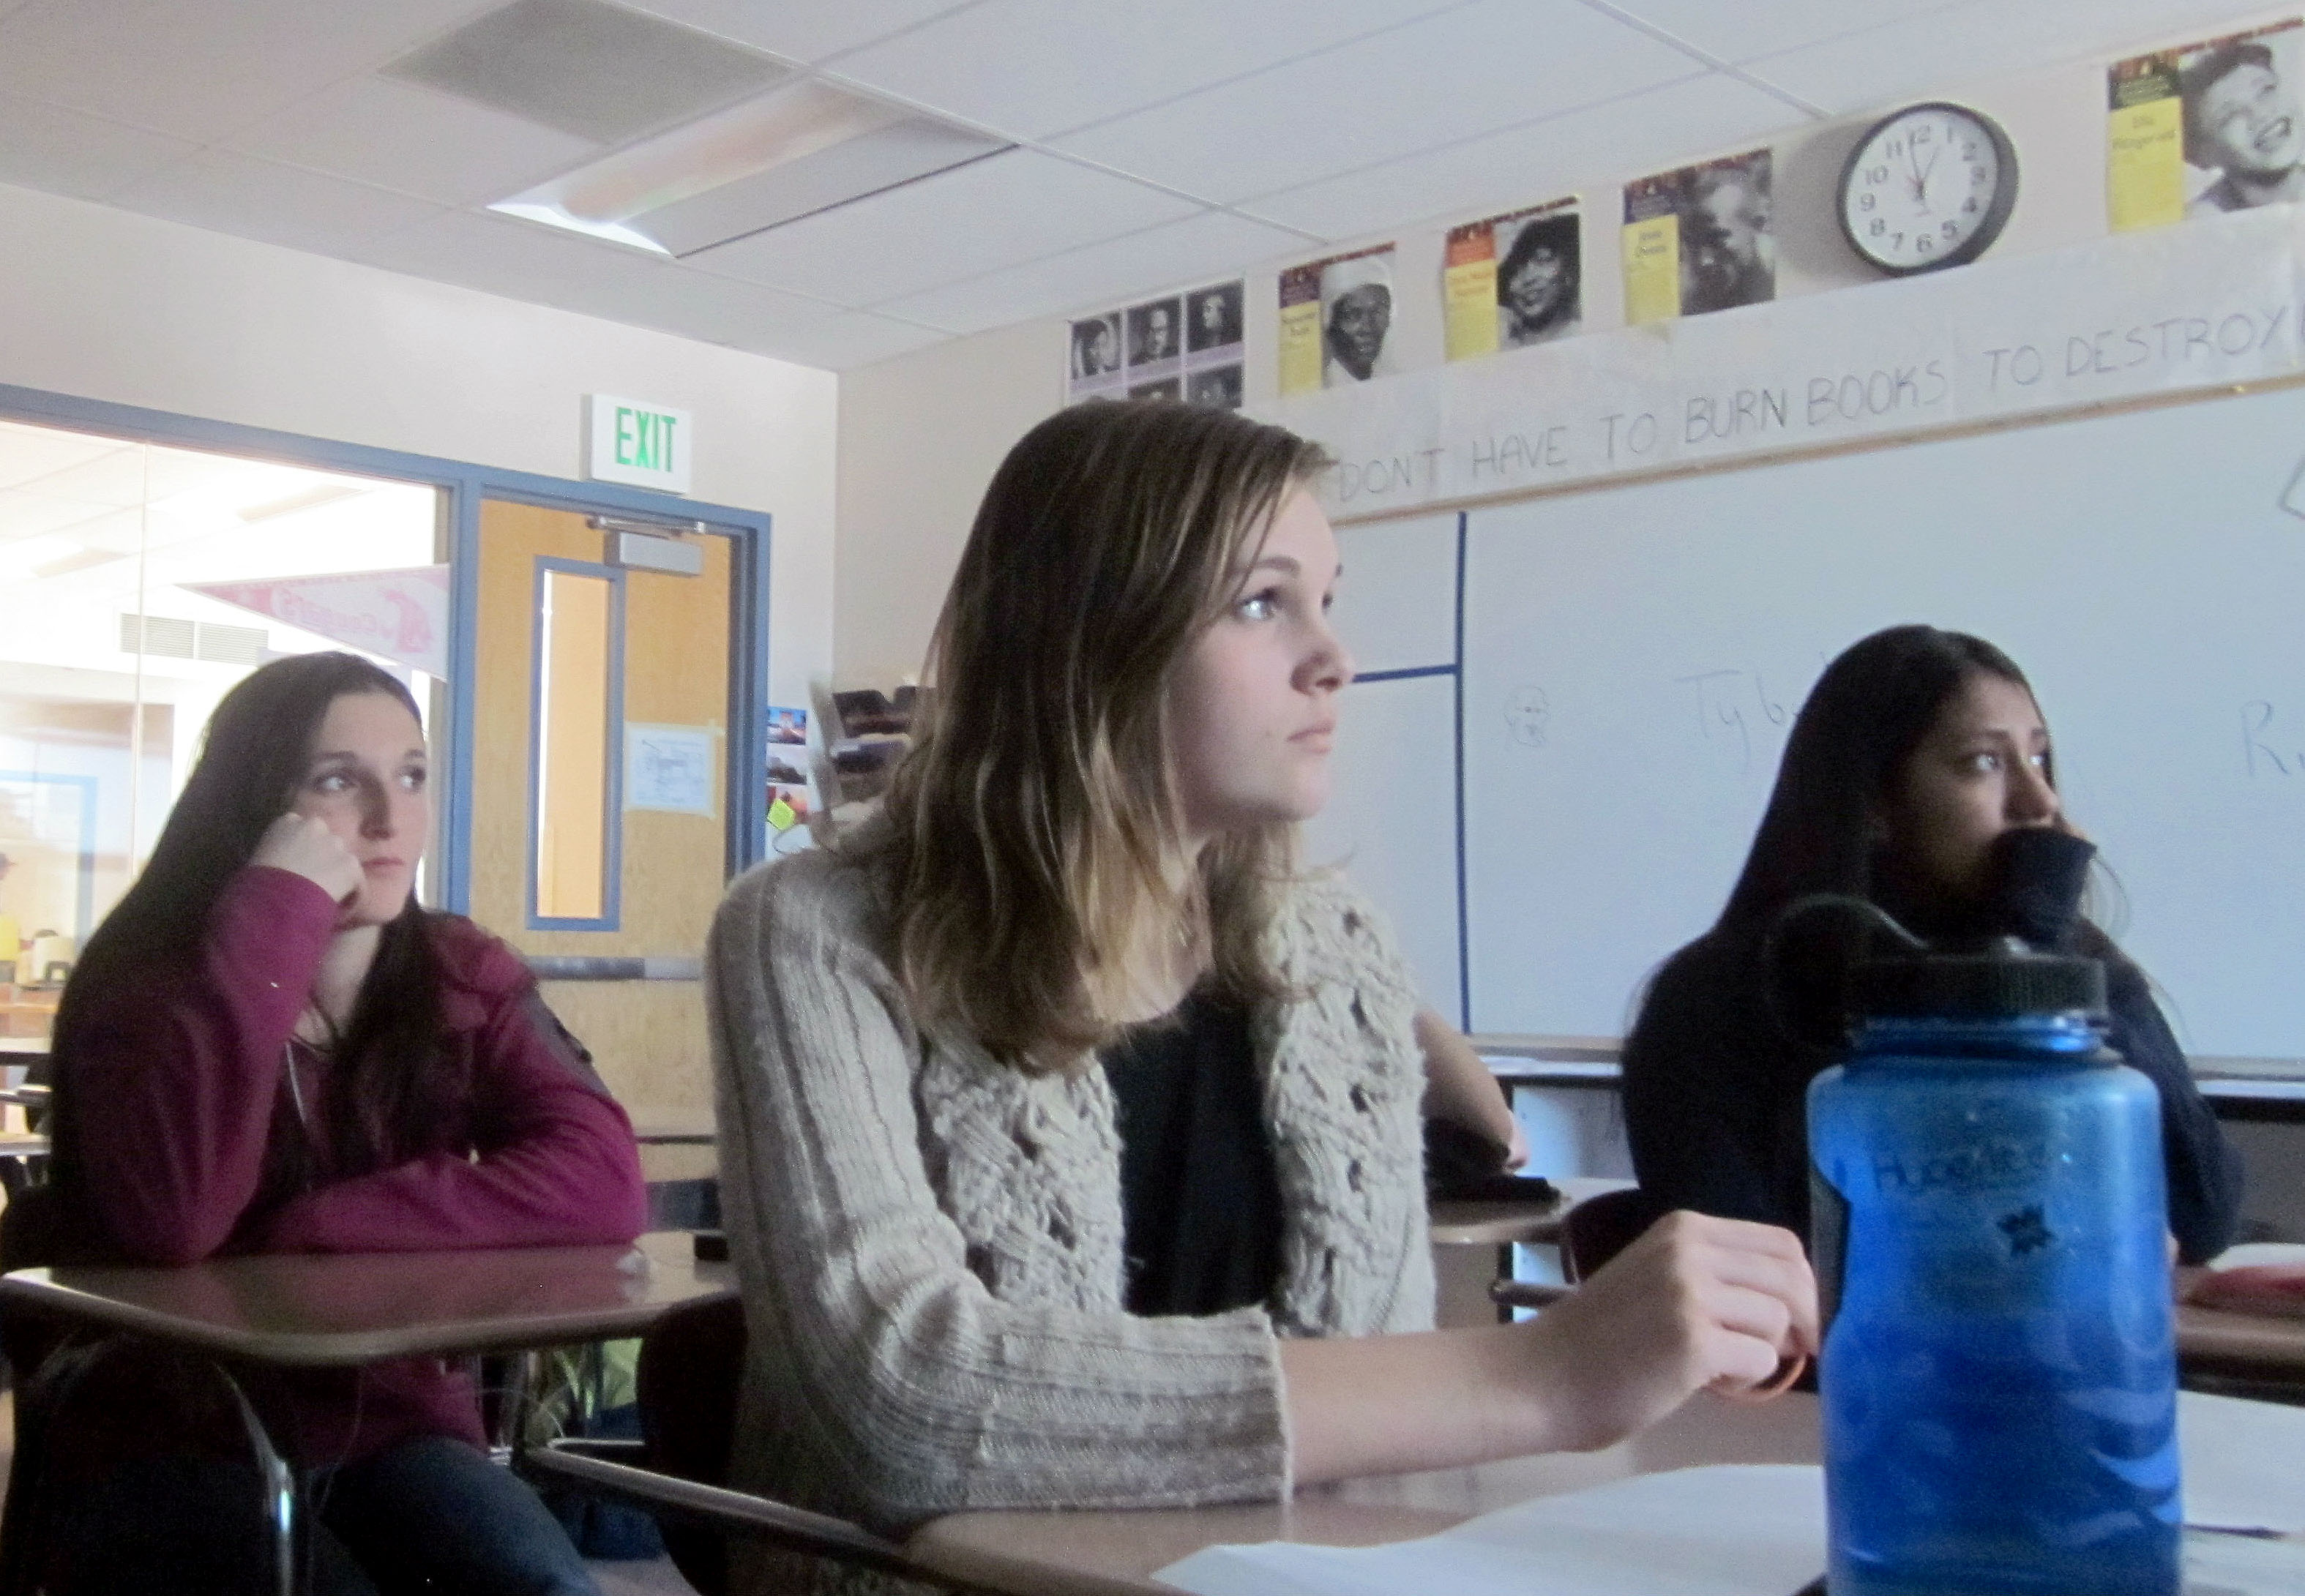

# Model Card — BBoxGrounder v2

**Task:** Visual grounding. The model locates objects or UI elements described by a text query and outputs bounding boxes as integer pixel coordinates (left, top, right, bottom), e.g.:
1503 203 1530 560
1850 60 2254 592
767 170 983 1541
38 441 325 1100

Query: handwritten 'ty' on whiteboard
1462 379 2305 1058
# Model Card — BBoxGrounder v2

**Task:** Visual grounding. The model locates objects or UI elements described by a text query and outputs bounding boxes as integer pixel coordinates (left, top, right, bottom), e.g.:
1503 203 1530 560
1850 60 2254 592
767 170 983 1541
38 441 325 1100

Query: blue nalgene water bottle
1807 937 2179 1596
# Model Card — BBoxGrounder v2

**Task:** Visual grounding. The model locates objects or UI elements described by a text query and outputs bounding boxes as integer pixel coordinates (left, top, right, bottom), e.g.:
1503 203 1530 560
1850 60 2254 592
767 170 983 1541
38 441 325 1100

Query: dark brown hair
49 653 472 1240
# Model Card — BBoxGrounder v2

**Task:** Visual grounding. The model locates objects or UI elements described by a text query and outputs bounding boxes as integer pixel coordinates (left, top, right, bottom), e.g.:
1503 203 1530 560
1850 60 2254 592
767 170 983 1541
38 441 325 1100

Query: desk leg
0 1336 302 1596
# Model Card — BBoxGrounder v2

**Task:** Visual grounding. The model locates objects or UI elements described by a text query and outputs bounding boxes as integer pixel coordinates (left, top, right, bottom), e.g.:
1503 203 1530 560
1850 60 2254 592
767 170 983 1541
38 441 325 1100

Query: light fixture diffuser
489 77 1008 257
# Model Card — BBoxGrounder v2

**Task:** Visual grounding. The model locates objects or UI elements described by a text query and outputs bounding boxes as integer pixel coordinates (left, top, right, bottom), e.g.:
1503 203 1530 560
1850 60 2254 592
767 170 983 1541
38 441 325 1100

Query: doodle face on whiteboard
1506 686 1550 747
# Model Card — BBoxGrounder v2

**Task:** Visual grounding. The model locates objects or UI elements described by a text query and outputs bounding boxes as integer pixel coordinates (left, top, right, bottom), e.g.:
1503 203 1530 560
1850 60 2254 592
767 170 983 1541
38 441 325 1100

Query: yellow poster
2107 53 2186 232
1277 261 1324 396
1621 214 1679 326
1443 222 1498 362
2109 20 2305 233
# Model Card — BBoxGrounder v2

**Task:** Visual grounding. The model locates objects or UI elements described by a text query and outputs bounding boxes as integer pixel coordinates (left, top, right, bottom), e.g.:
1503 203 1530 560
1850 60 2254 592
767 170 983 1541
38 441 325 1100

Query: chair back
637 1293 747 1596
1561 1187 1663 1284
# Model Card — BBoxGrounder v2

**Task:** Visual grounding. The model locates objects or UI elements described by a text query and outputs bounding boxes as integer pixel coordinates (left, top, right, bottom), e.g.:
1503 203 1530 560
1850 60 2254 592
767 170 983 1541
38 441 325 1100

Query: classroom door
466 498 738 1114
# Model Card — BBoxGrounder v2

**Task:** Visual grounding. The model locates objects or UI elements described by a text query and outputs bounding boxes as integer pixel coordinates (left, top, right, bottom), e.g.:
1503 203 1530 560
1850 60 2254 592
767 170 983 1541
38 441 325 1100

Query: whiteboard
1304 514 1463 1022
1460 382 2305 1058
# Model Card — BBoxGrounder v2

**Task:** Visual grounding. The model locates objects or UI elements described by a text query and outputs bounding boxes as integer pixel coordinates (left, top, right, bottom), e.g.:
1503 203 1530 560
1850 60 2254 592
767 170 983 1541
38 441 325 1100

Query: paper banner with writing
184 565 449 676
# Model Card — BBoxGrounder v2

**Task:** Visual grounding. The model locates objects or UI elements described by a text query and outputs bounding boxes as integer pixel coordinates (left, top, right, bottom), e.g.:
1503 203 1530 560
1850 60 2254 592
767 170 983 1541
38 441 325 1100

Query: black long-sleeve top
1621 842 2244 1265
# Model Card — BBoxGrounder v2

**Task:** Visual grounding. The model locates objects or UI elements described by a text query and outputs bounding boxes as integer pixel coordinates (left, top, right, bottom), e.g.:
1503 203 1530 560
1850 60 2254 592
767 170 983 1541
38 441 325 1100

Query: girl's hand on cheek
252 814 364 906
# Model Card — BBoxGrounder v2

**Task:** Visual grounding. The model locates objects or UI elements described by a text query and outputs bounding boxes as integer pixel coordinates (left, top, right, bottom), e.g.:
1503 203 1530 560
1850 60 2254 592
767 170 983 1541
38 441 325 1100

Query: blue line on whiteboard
1453 509 1471 1035
1351 664 1456 683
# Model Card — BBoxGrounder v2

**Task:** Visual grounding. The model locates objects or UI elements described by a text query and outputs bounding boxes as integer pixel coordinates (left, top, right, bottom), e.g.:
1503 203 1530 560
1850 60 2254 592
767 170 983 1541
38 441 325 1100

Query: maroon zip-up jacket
61 864 649 1464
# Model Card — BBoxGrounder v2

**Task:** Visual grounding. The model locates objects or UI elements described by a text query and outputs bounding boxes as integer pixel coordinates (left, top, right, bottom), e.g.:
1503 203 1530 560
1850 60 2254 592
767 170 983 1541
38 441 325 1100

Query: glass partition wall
0 419 443 1046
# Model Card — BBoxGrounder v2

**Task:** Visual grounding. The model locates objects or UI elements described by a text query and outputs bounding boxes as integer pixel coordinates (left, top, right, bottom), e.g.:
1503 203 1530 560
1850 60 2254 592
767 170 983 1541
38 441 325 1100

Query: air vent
121 615 266 664
384 0 792 146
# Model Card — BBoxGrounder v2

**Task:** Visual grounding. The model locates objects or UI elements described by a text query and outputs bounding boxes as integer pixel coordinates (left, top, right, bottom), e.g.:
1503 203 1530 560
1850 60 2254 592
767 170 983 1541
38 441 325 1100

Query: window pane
535 569 612 921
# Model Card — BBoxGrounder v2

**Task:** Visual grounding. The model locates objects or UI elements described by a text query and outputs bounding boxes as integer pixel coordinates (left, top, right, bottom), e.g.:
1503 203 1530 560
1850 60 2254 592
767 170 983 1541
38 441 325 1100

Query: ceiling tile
682 149 1198 304
1048 0 1701 204
635 274 953 366
619 0 976 65
1608 0 1965 66
1741 0 2257 113
0 95 200 201
353 209 668 313
823 0 1467 141
224 77 601 208
382 0 791 146
109 151 445 254
605 263 859 342
878 209 1305 333
0 0 501 143
760 312 953 369
1243 71 1791 239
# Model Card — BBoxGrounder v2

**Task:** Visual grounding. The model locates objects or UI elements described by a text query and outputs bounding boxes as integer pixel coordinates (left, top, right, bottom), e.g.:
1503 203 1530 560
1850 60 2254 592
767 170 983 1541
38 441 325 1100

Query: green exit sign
586 394 693 494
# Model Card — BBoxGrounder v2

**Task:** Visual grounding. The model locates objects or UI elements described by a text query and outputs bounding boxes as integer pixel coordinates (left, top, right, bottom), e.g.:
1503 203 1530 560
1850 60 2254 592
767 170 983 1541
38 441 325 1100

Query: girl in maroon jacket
36 651 647 1595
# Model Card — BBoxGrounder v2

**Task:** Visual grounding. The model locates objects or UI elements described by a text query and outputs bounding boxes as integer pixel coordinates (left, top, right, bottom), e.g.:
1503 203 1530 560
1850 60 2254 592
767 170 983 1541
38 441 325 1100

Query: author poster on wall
1621 149 1774 326
1444 199 1581 361
1279 244 1399 395
2108 19 2305 232
1069 280 1243 408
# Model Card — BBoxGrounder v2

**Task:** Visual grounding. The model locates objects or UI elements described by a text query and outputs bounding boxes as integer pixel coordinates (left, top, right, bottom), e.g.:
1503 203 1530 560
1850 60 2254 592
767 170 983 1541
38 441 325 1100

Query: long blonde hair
866 401 1332 1074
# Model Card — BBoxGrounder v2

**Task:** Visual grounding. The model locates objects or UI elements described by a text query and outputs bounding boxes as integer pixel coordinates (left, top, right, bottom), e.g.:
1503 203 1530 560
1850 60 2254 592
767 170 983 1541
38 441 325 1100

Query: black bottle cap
1852 936 2107 1022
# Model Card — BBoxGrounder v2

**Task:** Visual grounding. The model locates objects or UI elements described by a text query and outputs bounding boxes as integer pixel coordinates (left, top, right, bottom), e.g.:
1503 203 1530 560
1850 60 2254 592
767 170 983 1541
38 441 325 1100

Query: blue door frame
0 381 776 915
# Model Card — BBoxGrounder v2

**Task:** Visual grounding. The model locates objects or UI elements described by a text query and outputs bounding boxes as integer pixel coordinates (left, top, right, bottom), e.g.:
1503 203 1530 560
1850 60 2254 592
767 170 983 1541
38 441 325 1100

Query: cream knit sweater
706 843 1435 1590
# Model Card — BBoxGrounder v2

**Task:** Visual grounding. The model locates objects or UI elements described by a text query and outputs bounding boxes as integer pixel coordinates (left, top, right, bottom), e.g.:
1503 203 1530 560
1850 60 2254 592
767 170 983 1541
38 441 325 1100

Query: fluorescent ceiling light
490 78 1007 257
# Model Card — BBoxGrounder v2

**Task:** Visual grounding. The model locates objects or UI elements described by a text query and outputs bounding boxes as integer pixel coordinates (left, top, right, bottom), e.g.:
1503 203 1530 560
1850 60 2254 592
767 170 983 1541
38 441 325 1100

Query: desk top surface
0 1229 732 1367
908 1390 2304 1596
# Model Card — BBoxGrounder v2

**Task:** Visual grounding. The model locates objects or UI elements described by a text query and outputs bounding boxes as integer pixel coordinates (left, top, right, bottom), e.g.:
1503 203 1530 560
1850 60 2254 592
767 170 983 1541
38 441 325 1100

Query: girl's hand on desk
1524 1210 1818 1452
252 813 363 906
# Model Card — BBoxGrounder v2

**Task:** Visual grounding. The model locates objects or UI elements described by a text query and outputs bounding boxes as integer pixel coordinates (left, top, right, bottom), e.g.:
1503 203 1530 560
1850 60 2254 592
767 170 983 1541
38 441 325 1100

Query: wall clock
1837 102 2018 276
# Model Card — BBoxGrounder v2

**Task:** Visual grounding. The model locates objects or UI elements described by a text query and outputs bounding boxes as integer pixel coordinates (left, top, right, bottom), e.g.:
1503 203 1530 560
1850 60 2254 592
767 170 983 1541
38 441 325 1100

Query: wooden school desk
905 1390 2304 1596
0 1230 733 1595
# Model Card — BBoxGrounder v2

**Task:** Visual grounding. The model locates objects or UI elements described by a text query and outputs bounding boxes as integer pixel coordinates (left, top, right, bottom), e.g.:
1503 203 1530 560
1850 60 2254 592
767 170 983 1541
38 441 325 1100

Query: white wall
0 181 838 711
832 7 2286 681
832 318 1061 684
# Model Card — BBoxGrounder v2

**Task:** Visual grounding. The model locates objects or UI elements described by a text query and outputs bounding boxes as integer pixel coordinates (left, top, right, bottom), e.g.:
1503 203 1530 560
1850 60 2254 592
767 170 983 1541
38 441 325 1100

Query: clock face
1839 103 2017 275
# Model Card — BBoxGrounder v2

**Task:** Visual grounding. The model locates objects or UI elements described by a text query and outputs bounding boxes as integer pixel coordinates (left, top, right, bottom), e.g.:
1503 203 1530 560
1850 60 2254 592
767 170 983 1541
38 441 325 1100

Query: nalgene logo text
1872 1137 2050 1196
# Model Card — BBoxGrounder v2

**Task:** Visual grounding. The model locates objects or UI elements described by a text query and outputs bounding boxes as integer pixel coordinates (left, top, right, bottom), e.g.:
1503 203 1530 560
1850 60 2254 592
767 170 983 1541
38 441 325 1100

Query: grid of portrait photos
1277 244 1400 395
1621 149 1775 326
1443 198 1581 362
2107 18 2305 231
1067 280 1245 410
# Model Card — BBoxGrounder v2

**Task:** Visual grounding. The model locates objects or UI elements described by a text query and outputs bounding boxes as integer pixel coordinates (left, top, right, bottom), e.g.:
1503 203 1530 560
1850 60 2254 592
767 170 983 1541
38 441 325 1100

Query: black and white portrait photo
1495 208 1581 348
2178 26 2305 215
1067 313 1123 401
1186 282 1244 354
1186 365 1243 410
1071 314 1119 379
1129 377 1181 402
1320 249 1397 386
1126 297 1182 370
1677 151 1774 316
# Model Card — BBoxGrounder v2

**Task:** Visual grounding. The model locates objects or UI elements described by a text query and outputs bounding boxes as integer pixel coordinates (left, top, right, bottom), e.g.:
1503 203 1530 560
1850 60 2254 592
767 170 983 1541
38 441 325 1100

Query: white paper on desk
1153 1464 2305 1596
2183 1391 2305 1537
1154 1466 1825 1596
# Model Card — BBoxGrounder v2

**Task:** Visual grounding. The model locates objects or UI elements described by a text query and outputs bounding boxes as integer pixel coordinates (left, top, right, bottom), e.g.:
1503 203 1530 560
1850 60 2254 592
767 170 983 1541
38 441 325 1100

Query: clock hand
1916 145 1943 212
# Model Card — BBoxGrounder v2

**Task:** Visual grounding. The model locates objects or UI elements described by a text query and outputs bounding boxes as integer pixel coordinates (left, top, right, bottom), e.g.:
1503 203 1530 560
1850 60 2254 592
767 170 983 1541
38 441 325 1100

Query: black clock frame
1836 100 2019 277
